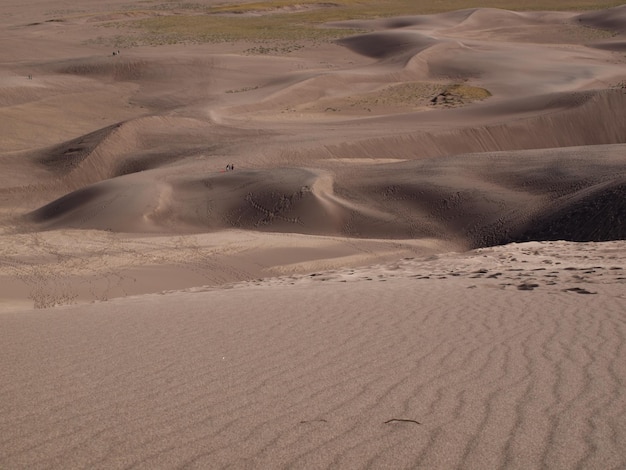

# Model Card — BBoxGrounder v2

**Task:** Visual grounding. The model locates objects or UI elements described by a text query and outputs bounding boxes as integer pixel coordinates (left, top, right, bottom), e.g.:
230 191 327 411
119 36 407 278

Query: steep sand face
1 1 626 468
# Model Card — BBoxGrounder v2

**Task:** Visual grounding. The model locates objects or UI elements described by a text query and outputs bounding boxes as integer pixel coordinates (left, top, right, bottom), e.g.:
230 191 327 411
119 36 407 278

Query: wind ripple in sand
0 241 624 468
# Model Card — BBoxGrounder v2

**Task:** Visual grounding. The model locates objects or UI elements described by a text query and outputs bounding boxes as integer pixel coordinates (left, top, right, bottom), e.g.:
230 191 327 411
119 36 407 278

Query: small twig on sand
384 418 421 425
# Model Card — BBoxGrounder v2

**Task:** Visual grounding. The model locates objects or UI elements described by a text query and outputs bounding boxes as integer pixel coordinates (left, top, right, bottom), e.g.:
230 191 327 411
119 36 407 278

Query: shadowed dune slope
48 56 220 109
590 40 626 51
576 5 626 35
26 145 626 247
25 168 357 235
336 31 439 59
19 115 255 193
318 89 626 160
516 179 626 243
33 124 122 175
329 8 533 33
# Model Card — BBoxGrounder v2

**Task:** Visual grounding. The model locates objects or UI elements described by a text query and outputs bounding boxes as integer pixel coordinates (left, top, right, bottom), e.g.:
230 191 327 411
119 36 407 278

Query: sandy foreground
1 241 625 469
1 0 626 468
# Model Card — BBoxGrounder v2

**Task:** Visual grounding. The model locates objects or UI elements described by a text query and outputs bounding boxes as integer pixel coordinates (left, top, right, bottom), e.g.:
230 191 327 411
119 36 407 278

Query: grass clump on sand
353 82 491 108
429 84 492 107
307 82 440 114
298 81 491 115
445 84 492 101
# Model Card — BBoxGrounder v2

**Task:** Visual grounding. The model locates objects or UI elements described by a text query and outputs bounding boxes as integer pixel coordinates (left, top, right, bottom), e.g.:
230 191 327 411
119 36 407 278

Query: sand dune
337 30 439 60
576 4 626 34
21 144 626 247
1 1 626 468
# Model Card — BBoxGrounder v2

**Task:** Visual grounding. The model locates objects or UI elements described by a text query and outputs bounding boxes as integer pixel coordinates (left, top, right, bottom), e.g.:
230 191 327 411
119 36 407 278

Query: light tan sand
1 0 626 468
1 242 625 468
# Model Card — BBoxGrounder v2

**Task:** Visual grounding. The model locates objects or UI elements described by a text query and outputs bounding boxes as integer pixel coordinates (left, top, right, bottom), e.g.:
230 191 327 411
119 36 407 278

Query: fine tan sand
1 1 626 468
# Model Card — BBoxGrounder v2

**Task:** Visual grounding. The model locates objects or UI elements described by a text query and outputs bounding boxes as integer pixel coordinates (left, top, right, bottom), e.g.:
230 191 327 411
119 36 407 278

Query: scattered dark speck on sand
518 283 539 291
563 287 597 294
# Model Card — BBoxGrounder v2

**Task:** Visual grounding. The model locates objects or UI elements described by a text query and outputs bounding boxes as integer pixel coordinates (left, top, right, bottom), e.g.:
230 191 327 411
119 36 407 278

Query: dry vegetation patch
100 0 624 47
295 81 492 116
